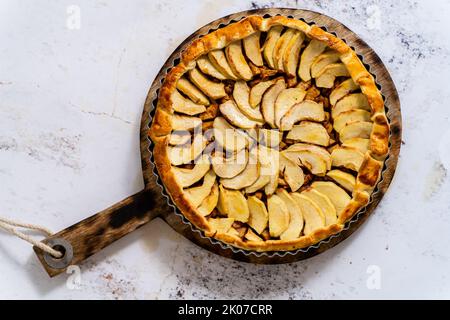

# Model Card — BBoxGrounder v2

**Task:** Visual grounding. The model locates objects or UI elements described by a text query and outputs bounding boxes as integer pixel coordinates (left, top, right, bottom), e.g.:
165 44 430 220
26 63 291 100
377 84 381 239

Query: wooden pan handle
33 187 168 277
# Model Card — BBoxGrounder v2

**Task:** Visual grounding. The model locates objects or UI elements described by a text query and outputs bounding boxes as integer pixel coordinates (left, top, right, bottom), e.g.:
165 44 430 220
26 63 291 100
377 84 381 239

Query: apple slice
219 100 261 129
245 145 272 193
311 51 340 78
279 100 325 131
290 193 325 235
198 182 219 216
326 169 356 192
220 147 259 189
331 146 365 171
311 181 351 217
339 121 373 142
263 26 283 69
169 130 191 146
276 189 304 240
333 109 371 132
243 32 263 66
274 87 307 128
286 143 332 170
273 28 296 71
283 30 305 77
315 63 350 88
213 117 247 153
171 114 201 131
172 154 210 187
171 90 207 115
233 81 264 121
168 133 207 165
217 185 249 222
258 128 282 149
279 153 305 192
282 149 327 176
208 217 234 234
208 50 239 80
261 79 286 128
267 194 290 237
196 55 228 80
247 196 269 234
264 148 280 195
225 40 253 81
330 78 359 105
188 68 226 100
332 93 370 118
298 39 327 81
176 77 210 106
249 79 276 108
342 137 370 153
244 228 263 241
286 121 330 146
301 188 337 226
212 148 248 178
184 170 216 207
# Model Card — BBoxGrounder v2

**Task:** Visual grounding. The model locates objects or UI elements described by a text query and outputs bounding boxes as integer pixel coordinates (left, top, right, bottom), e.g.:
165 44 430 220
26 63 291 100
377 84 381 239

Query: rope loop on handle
0 217 63 258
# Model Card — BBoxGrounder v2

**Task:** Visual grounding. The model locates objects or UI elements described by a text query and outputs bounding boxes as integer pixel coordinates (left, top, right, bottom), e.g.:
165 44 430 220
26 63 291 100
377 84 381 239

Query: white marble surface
1 0 450 299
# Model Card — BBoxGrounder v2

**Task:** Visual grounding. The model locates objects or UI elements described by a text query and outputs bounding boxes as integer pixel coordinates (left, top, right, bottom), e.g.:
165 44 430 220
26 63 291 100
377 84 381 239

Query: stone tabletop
1 0 450 299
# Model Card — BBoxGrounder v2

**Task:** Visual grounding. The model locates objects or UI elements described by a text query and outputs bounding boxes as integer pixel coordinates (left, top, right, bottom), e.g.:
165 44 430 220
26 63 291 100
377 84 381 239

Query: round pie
149 15 389 252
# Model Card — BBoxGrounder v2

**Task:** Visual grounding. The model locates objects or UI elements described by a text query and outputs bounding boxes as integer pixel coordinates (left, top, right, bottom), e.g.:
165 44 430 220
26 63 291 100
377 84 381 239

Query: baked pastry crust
149 15 389 252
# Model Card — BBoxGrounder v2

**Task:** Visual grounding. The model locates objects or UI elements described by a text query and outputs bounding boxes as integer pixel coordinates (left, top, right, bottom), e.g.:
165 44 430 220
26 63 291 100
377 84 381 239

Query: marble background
1 0 450 299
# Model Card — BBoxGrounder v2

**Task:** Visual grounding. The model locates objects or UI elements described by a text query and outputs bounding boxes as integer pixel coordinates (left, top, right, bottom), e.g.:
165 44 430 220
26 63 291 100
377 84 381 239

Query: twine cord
0 217 62 258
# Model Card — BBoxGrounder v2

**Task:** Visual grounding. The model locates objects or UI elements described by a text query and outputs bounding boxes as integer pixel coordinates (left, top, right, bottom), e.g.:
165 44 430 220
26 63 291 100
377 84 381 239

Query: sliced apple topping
176 77 210 106
169 133 207 165
273 28 297 71
290 193 325 235
249 79 276 108
225 41 253 81
208 50 239 80
315 63 350 88
267 194 290 237
184 170 216 207
326 169 356 192
213 117 247 153
171 114 201 131
245 145 272 194
198 182 219 216
243 32 263 66
212 148 248 178
196 55 228 80
331 146 365 171
188 68 226 99
221 147 259 189
333 109 371 132
263 26 283 69
217 185 249 222
301 188 337 226
259 128 282 149
342 137 370 153
261 78 286 128
169 130 191 146
279 100 325 131
279 153 305 192
247 196 269 234
339 121 373 142
311 181 351 217
172 154 210 188
286 121 330 146
171 89 207 115
285 143 332 170
233 81 264 121
329 78 359 106
219 100 261 129
276 189 304 240
209 217 234 234
263 148 280 195
283 30 305 77
245 228 263 242
310 51 340 78
298 39 327 81
274 87 307 127
332 93 370 118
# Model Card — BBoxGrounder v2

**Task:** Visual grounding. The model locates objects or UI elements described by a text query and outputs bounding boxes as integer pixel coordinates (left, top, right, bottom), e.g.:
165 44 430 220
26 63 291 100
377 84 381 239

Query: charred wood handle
33 187 168 277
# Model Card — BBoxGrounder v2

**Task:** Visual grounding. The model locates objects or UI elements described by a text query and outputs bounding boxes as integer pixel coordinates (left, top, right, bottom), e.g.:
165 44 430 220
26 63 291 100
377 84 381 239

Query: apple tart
149 16 389 252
